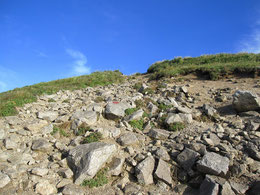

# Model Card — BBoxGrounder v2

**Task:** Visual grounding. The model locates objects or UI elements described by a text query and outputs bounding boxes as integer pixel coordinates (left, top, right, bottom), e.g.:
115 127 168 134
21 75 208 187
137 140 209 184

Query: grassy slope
147 53 260 80
0 71 124 117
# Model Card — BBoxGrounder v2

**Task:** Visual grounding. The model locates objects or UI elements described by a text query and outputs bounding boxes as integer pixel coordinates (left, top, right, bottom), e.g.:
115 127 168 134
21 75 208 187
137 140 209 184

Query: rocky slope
0 75 259 195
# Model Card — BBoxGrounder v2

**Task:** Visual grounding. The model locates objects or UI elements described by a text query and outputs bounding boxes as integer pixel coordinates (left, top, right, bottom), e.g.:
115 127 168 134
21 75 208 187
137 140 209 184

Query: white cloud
240 29 260 53
66 49 91 75
37 51 48 58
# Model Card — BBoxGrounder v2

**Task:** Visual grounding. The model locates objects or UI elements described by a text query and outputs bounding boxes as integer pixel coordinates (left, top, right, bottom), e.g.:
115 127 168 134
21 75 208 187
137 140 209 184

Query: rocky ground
0 74 259 195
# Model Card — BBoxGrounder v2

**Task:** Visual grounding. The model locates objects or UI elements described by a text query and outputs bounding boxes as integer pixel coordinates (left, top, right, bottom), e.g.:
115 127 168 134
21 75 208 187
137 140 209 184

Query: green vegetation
129 119 144 130
76 123 91 136
158 103 173 111
94 96 104 103
133 82 142 91
142 87 154 95
0 71 124 117
81 168 108 188
82 132 102 144
48 98 56 103
125 107 139 116
148 53 260 80
62 99 70 103
167 122 185 131
51 125 69 137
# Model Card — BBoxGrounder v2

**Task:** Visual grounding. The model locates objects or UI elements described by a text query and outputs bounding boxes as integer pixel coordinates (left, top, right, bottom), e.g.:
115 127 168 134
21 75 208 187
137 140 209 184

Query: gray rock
7 153 34 165
230 181 249 194
154 159 172 185
166 113 192 124
117 133 139 146
148 129 170 140
24 119 49 132
71 110 97 125
0 129 5 140
31 167 49 176
35 180 57 195
245 142 260 161
147 102 158 114
199 175 219 195
203 104 217 117
0 172 11 188
197 152 230 176
136 156 155 185
108 157 125 176
177 106 192 114
202 133 220 146
61 184 85 195
154 147 171 161
233 90 260 112
222 181 236 195
125 109 144 122
37 111 58 122
67 142 116 185
31 138 52 152
177 148 200 170
4 138 17 150
105 102 128 120
58 168 74 178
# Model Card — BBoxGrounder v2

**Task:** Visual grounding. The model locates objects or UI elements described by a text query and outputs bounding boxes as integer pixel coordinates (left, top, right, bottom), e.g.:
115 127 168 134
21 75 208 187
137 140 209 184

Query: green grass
167 122 185 131
81 168 108 188
51 125 69 137
82 132 102 144
0 71 124 117
129 119 144 130
147 53 260 80
76 123 91 136
158 103 173 111
125 107 139 116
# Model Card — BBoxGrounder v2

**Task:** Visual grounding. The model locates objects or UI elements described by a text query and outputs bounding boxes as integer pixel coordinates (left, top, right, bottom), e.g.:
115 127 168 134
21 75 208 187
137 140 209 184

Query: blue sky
1 0 260 92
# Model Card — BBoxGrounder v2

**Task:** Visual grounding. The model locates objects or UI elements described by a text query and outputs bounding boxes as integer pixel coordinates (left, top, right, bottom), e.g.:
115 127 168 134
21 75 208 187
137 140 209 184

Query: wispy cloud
239 29 260 53
66 49 91 76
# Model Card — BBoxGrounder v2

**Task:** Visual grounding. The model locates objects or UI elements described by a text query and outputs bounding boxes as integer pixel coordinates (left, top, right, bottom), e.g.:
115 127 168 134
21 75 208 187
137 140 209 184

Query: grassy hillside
147 53 260 80
0 71 124 117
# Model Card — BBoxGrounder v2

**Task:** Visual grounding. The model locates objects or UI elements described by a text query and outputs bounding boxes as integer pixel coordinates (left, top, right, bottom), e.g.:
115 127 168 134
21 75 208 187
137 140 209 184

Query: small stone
117 133 139 146
31 138 52 152
0 129 6 139
58 168 74 178
230 181 249 194
4 138 17 150
154 147 171 161
37 111 59 122
247 181 260 195
222 181 236 195
148 129 170 140
135 156 155 185
62 184 85 195
108 157 125 176
35 180 57 195
177 148 200 170
0 172 11 188
199 175 219 195
154 159 172 185
31 167 49 176
233 90 260 112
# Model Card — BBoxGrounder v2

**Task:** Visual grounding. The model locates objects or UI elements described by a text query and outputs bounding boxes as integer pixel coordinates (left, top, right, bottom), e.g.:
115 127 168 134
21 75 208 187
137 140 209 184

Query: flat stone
177 148 200 170
148 129 170 140
67 142 116 185
24 119 49 132
135 156 155 185
117 133 139 146
233 90 260 112
31 167 49 176
197 152 230 176
4 138 17 150
230 181 249 194
31 138 52 152
37 111 58 122
199 175 219 195
105 102 129 120
58 168 73 178
71 110 97 125
61 184 85 195
0 172 11 188
35 180 57 195
154 147 171 161
154 159 172 185
125 109 144 122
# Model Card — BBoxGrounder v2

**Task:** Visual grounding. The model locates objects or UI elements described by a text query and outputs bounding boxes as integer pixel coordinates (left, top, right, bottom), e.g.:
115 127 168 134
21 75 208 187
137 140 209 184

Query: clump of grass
0 71 124 117
133 83 142 91
129 119 144 130
62 99 70 103
76 123 91 136
167 122 185 131
81 168 108 188
94 97 104 103
158 103 172 111
147 53 260 80
142 88 154 95
51 125 69 137
48 98 56 103
125 108 139 116
82 132 102 144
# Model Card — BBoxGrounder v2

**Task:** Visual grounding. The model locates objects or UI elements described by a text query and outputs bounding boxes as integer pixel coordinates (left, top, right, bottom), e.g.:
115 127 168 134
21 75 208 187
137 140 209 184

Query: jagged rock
222 181 236 195
125 109 144 122
108 157 125 176
199 175 219 195
117 133 139 146
35 180 57 195
177 106 192 114
230 181 249 194
245 142 260 161
37 111 58 121
31 167 49 176
71 110 97 126
0 172 11 188
105 102 129 120
189 143 207 155
24 119 49 132
58 168 74 178
246 181 260 195
166 113 192 124
154 159 172 185
148 129 170 140
61 184 85 195
202 133 220 146
177 148 200 170
233 90 260 112
154 147 171 161
147 102 158 114
67 142 116 185
135 156 155 185
197 152 230 176
203 104 217 117
31 138 52 152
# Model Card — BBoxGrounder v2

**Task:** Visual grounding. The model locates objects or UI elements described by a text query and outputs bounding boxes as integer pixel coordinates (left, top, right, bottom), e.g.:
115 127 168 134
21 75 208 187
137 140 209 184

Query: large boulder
233 90 260 112
197 152 229 176
67 142 116 185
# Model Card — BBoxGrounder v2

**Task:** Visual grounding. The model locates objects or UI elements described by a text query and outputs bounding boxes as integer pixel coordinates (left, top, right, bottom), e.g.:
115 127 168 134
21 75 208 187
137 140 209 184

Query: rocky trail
0 75 260 195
